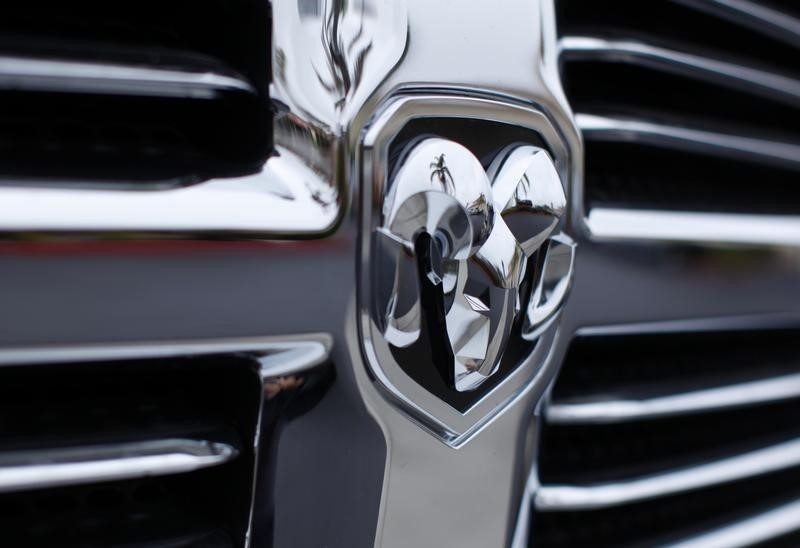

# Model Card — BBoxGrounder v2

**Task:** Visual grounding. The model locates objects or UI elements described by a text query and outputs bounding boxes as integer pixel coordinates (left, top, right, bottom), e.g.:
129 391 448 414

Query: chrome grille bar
0 55 256 99
536 437 800 511
586 208 800 246
560 36 800 106
577 113 800 170
547 372 800 424
0 438 237 493
0 145 339 237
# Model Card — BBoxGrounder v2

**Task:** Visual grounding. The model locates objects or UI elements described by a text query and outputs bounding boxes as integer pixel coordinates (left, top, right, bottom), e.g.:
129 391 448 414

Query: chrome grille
529 1 800 546
533 329 800 546
0 353 262 547
557 0 800 243
0 1 271 188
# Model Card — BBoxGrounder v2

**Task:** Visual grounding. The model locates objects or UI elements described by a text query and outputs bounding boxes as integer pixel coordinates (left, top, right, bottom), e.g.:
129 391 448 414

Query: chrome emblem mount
359 93 576 444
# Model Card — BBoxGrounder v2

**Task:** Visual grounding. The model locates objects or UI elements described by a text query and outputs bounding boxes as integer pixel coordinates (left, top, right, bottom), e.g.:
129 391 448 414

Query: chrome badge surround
359 92 575 445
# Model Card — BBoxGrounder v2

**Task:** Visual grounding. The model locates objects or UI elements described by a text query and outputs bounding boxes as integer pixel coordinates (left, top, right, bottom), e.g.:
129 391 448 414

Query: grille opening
556 0 799 76
584 140 800 214
542 330 800 483
0 0 272 187
0 89 267 187
539 398 800 483
1 1 270 91
562 61 800 137
532 466 800 547
2 470 238 547
0 355 262 547
552 330 800 400
558 0 800 218
535 328 800 546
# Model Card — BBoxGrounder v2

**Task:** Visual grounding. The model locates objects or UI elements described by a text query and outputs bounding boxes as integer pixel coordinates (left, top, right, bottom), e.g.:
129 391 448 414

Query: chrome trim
0 334 333 548
524 234 576 341
0 0 416 238
359 92 572 445
350 304 563 548
577 113 800 170
668 497 800 548
0 55 255 98
510 466 539 548
577 313 800 337
374 137 570 392
587 208 800 247
0 333 332 372
0 438 236 493
547 372 800 424
343 0 582 545
673 0 800 49
246 335 332 548
560 36 800 106
0 146 337 236
535 437 800 511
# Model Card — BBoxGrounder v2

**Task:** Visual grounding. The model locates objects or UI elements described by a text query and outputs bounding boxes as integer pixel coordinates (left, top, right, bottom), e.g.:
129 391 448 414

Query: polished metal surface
0 334 332 371
352 311 567 548
577 113 800 170
0 438 236 493
0 333 334 548
374 137 569 392
524 235 575 341
0 146 339 237
668 497 800 548
577 313 800 337
359 92 575 445
527 4 800 533
536 437 800 511
248 335 334 548
343 0 584 544
0 54 256 98
548 371 800 424
0 0 384 238
560 36 800 106
587 208 800 246
2 0 797 546
0 0 577 546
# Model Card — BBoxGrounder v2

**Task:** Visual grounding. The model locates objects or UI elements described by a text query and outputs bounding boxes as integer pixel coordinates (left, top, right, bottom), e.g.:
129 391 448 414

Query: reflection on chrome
0 0 409 238
376 139 571 392
536 437 800 511
577 113 800 170
560 36 800 106
272 0 407 173
587 208 800 246
524 234 576 341
0 439 237 494
0 54 256 98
